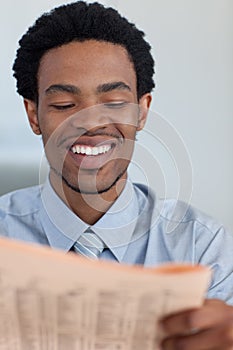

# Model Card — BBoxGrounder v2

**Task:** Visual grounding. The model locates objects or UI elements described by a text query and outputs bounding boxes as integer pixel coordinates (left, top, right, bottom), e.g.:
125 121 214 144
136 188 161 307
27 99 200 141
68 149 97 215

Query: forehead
38 40 137 93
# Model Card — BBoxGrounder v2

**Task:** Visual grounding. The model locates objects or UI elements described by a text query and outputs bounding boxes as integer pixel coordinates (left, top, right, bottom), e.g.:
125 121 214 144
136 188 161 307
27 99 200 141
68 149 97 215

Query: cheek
40 126 53 147
121 126 137 152
39 116 62 142
116 126 136 157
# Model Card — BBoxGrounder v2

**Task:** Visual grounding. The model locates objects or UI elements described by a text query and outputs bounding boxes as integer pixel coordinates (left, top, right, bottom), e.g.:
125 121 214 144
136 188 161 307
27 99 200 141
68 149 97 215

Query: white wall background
0 0 232 231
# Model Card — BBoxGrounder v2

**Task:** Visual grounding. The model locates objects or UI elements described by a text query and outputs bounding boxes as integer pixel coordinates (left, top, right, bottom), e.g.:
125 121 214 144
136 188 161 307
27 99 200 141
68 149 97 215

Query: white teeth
71 144 111 155
92 147 99 155
85 147 92 155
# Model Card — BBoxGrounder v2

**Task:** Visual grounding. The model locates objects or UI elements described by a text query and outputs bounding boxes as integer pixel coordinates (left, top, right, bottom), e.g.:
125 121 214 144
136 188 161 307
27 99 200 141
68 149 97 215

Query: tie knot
73 228 106 260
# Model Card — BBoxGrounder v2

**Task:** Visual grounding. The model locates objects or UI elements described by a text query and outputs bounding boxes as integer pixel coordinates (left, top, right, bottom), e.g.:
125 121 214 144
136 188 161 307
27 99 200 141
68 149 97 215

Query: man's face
25 40 151 195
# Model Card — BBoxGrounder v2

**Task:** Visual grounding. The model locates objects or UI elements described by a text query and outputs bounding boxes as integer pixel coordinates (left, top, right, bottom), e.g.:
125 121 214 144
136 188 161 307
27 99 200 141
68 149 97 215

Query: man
1 1 233 349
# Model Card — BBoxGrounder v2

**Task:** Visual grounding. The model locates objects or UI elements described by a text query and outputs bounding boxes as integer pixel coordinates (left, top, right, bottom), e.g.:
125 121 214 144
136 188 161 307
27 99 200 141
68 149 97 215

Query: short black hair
13 1 155 102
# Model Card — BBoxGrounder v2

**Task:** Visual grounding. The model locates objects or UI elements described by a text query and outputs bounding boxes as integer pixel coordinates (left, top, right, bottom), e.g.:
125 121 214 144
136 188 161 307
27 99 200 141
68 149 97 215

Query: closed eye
104 102 128 109
49 104 75 110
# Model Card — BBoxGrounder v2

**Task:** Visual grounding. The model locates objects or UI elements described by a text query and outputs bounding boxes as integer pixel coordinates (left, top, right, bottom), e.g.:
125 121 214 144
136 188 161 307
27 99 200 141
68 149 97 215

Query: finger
161 324 233 350
160 299 233 336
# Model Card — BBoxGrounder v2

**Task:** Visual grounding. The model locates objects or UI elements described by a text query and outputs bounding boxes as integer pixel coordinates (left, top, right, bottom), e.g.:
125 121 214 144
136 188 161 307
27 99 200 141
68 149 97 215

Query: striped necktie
73 228 106 260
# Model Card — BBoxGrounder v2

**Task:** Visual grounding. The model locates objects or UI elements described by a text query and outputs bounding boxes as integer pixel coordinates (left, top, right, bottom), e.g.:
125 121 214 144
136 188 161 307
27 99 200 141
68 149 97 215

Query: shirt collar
39 178 88 251
39 177 139 262
93 179 139 261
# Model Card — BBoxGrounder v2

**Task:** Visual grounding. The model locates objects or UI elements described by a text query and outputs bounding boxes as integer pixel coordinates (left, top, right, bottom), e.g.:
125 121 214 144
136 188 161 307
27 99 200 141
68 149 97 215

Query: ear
24 99 41 135
137 93 152 131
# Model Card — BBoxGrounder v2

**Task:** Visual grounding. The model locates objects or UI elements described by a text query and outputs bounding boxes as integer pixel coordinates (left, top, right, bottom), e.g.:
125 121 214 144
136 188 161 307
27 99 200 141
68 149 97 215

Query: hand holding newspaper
0 237 211 350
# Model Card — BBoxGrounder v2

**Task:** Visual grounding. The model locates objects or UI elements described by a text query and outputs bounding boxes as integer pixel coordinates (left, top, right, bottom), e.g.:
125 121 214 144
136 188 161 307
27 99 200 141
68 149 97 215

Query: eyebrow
96 81 131 94
44 81 131 96
45 84 81 95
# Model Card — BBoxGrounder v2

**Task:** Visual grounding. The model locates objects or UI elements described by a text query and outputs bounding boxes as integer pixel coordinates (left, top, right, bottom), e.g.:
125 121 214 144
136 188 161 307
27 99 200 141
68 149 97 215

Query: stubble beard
50 165 128 195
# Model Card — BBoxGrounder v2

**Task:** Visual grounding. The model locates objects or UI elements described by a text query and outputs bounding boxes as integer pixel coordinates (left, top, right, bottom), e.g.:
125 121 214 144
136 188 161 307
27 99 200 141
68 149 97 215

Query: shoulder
132 182 228 235
160 198 223 232
0 185 52 244
160 198 228 239
132 183 233 303
0 185 42 218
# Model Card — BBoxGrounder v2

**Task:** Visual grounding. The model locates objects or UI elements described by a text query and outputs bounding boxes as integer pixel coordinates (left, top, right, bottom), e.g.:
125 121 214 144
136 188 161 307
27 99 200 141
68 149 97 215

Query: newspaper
0 237 211 350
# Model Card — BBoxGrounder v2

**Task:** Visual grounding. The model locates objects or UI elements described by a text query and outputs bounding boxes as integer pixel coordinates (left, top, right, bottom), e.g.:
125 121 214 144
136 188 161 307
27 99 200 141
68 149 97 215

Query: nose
70 104 113 132
69 102 140 132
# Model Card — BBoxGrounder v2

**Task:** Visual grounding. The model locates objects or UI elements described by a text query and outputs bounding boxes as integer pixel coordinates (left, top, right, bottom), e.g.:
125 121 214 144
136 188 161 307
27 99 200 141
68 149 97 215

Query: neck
49 172 127 225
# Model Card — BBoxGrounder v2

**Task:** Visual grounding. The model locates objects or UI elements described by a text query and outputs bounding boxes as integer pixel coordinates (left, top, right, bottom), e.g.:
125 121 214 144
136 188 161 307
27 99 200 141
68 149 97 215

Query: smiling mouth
68 140 117 169
71 144 112 156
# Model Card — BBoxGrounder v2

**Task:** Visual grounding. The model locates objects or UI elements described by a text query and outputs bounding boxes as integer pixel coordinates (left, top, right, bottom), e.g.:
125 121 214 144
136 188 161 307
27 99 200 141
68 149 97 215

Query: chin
62 169 127 195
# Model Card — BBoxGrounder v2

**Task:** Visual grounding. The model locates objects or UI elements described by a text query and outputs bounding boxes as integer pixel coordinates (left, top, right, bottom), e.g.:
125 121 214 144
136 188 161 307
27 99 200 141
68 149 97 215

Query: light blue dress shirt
0 178 233 303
